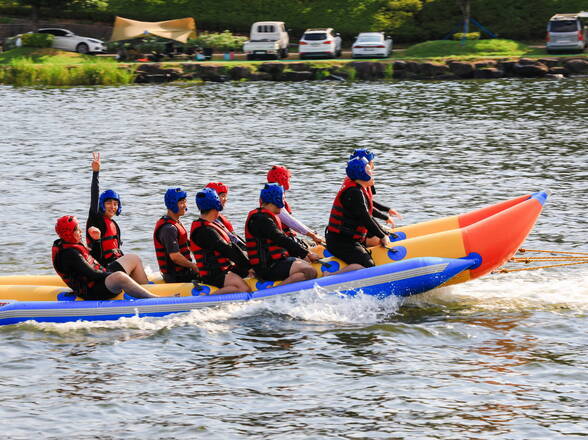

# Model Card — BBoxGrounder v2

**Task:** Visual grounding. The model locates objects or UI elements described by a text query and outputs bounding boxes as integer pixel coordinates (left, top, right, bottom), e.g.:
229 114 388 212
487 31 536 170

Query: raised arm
89 152 101 216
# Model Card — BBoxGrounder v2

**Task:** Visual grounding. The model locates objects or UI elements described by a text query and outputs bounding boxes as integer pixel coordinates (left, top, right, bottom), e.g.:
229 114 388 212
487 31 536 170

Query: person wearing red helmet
52 215 157 300
245 184 320 285
266 165 324 247
86 152 149 284
205 181 247 251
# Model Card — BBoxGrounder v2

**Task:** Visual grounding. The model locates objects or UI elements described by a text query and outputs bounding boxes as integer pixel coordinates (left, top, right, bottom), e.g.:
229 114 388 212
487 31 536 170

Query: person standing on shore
153 187 200 283
52 215 157 300
86 152 150 284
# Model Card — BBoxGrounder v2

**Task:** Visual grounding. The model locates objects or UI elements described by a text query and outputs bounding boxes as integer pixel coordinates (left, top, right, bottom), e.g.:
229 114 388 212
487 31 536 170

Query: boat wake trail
406 267 588 312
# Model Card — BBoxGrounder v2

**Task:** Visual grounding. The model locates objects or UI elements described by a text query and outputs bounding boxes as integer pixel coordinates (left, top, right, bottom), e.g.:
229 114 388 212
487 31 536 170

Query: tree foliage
2 0 588 42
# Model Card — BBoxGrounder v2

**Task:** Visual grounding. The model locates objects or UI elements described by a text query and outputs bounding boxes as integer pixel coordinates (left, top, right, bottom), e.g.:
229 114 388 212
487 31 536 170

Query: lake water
0 78 587 439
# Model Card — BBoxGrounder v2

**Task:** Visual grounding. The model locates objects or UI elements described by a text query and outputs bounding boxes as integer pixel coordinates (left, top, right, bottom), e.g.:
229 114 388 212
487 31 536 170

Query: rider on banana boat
204 181 247 251
190 188 251 294
154 187 200 283
326 157 391 270
86 151 149 284
266 165 324 248
52 215 157 300
245 183 321 286
349 148 402 246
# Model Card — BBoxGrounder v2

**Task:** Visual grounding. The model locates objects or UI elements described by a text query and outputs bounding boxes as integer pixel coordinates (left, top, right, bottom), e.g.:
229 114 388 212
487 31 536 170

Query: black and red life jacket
86 215 123 265
190 219 234 277
51 239 107 296
327 178 374 242
217 214 234 233
244 208 290 267
153 216 193 275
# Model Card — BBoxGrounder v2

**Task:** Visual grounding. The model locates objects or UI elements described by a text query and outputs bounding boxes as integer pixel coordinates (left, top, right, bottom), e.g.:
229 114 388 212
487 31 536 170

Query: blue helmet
350 148 375 163
99 189 121 216
346 157 371 182
260 183 285 208
196 187 223 212
164 187 187 214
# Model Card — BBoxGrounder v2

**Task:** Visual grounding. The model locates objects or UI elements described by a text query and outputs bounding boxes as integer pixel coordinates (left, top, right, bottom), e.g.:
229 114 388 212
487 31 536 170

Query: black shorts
202 271 227 288
326 232 374 268
107 261 126 274
80 278 119 301
255 257 297 282
162 269 200 284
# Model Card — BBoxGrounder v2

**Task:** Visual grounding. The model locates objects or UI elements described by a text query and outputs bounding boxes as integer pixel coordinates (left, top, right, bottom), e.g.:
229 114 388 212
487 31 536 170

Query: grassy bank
403 39 541 59
0 48 136 86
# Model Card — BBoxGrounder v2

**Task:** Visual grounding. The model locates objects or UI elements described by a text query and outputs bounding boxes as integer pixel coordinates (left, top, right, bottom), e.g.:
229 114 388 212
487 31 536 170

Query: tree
12 0 103 29
457 0 470 34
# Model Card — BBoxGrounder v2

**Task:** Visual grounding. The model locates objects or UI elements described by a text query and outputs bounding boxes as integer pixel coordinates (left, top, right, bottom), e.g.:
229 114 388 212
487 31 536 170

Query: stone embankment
134 57 588 83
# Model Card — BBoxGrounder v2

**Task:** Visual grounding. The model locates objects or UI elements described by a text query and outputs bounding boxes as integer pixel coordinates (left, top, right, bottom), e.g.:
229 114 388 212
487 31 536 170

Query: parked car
546 13 587 53
351 32 392 58
298 28 342 59
243 21 289 60
36 28 106 54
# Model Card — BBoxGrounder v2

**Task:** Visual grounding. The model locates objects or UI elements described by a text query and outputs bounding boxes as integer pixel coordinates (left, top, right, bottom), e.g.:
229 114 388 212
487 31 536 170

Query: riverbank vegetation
403 39 538 58
1 0 587 42
0 48 136 85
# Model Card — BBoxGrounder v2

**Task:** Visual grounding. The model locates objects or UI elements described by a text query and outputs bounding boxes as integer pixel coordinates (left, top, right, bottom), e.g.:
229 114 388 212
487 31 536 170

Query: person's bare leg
115 254 149 284
211 272 251 295
105 272 157 298
278 260 317 286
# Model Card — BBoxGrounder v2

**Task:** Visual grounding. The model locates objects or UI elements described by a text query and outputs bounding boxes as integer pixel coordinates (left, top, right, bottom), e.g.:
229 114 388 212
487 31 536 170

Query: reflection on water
1 79 588 438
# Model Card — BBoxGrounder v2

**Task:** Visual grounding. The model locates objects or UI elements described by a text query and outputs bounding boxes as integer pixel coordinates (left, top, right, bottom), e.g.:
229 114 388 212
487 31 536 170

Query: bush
21 33 54 48
453 32 481 40
189 31 247 52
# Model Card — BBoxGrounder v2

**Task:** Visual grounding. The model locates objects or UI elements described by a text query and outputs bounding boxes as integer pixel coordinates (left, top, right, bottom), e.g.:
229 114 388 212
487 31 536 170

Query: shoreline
2 56 588 86
133 56 588 83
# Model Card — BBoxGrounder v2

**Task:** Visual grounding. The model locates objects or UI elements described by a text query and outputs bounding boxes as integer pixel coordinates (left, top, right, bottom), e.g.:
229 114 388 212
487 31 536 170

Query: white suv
37 28 106 54
298 28 342 59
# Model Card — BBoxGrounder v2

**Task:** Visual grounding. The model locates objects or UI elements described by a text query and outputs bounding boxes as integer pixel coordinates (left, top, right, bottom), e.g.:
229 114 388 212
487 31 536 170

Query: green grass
0 47 113 65
0 48 136 86
403 39 540 58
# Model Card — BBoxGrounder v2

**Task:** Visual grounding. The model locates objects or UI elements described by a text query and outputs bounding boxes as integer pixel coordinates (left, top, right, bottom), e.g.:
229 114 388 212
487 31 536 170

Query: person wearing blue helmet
153 187 200 283
86 152 150 285
244 183 320 285
326 157 391 270
349 148 402 235
189 188 251 294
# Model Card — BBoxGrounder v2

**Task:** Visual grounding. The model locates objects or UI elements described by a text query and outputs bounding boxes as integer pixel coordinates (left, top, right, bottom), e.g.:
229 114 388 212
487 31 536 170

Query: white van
546 13 587 53
243 21 289 60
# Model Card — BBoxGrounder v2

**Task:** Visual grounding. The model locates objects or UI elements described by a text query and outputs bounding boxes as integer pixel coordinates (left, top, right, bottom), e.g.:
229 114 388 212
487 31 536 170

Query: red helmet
267 165 291 190
55 215 80 243
205 182 229 195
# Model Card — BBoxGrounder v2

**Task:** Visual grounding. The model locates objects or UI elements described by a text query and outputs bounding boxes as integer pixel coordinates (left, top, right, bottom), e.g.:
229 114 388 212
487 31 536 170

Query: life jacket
153 216 193 275
244 208 290 267
327 178 374 242
217 214 234 233
51 239 107 296
86 216 123 265
214 216 247 251
190 219 234 277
